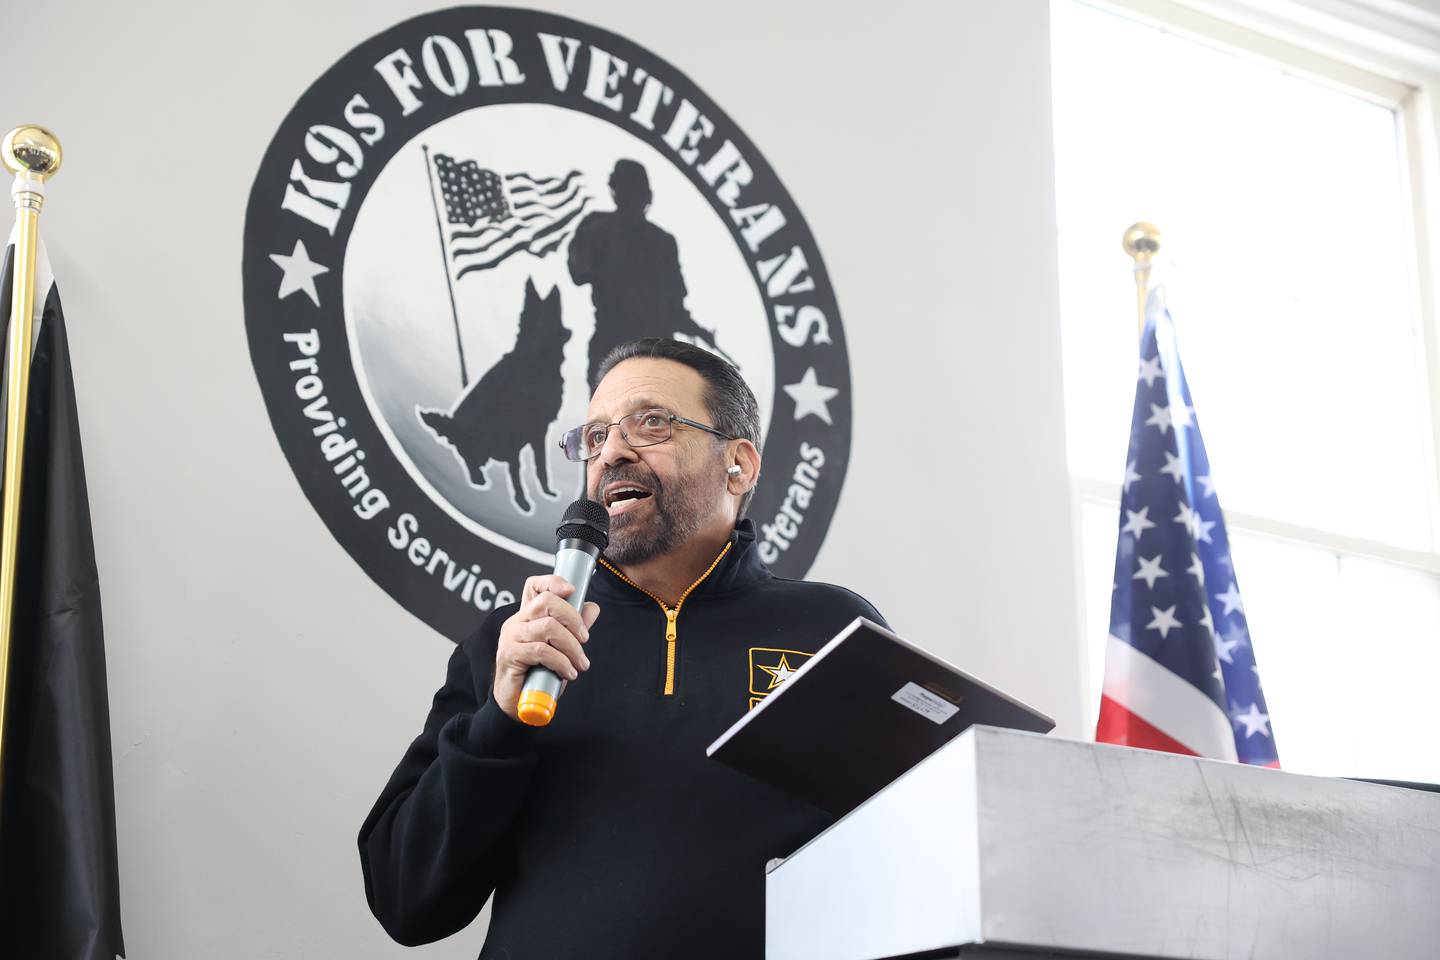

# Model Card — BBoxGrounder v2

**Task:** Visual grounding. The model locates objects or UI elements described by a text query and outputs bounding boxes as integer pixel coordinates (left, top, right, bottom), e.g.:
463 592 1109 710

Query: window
1052 0 1440 783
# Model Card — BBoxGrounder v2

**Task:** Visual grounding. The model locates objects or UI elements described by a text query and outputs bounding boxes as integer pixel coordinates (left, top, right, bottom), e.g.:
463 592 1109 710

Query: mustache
591 463 663 500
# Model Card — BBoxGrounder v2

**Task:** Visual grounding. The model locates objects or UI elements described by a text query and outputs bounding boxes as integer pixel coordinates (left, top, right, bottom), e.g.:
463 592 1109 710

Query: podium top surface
766 727 1440 960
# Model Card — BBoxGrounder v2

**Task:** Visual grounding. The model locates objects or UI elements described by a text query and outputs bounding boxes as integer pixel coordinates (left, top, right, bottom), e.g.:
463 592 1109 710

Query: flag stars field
1186 552 1205 585
1145 402 1174 434
1123 460 1142 492
1197 605 1215 639
1146 604 1183 639
1097 294 1278 768
1172 502 1216 543
1214 629 1241 664
1116 534 1136 560
1121 506 1156 540
1215 582 1245 616
1133 554 1168 589
1138 354 1164 386
1231 702 1272 739
1173 502 1199 536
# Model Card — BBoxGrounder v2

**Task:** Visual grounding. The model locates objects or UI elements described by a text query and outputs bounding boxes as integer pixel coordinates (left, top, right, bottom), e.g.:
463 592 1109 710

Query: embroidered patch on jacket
748 647 813 709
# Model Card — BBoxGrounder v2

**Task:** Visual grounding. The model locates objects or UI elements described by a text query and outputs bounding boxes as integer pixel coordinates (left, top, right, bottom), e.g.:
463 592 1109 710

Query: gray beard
598 457 723 566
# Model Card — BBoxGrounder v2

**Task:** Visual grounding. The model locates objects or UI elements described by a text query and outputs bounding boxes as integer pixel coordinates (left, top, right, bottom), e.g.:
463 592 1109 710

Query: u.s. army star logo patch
242 6 855 644
748 647 813 709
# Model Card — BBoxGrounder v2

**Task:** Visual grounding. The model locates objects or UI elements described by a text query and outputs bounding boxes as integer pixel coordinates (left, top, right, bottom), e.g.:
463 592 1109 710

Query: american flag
430 152 591 279
1095 290 1279 767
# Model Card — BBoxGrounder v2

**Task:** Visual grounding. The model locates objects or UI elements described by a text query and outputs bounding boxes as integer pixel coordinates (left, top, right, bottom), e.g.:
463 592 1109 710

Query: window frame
1052 0 1440 725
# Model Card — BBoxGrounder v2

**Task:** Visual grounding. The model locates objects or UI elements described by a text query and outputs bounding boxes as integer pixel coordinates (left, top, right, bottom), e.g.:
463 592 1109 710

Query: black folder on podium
706 617 1055 816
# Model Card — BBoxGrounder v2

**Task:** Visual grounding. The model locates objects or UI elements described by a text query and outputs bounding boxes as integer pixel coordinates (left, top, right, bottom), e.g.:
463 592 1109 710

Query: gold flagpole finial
1122 222 1161 336
2 125 63 180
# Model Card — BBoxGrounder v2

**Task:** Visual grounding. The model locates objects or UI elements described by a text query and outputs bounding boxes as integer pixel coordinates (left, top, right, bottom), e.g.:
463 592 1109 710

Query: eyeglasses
558 407 737 462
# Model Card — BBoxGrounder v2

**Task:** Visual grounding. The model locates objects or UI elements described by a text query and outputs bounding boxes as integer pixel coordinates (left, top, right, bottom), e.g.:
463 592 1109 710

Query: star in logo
1231 702 1272 739
783 367 840 425
758 653 800 689
269 239 329 307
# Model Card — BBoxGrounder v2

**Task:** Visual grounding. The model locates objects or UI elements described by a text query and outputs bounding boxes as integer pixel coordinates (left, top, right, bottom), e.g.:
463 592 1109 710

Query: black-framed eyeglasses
558 407 737 462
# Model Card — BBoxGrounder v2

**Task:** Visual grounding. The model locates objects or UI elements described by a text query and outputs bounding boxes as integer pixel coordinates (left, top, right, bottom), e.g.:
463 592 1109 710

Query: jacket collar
592 519 771 604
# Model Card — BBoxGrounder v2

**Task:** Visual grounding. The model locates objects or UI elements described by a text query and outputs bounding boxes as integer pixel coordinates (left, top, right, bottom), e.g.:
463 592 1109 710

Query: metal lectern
765 726 1440 959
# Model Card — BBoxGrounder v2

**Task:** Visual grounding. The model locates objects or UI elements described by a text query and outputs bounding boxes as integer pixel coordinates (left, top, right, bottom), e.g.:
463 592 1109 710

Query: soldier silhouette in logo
569 159 731 388
418 278 569 514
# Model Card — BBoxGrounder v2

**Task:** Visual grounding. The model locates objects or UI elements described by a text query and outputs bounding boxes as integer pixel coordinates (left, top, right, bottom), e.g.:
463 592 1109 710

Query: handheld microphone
517 498 610 727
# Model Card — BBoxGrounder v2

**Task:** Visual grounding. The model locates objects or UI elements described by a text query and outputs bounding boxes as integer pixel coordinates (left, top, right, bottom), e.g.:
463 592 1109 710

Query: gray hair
595 338 762 517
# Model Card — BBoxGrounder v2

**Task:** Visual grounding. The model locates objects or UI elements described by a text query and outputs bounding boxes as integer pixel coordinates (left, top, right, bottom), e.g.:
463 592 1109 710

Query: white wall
0 1 1080 957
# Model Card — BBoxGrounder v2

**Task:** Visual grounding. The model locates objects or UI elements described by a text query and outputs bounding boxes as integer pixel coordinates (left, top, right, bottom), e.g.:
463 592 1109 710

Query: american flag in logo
1095 290 1279 767
430 152 591 279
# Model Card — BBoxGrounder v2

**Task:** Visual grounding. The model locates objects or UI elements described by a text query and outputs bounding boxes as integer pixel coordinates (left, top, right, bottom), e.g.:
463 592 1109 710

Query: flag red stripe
1096 694 1200 756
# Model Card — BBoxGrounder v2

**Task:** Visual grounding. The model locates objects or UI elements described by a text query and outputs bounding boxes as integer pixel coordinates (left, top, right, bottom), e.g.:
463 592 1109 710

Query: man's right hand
493 575 601 721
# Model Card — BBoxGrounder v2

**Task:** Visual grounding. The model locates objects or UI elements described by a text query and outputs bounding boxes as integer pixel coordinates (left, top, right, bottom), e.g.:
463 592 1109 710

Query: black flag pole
422 145 470 389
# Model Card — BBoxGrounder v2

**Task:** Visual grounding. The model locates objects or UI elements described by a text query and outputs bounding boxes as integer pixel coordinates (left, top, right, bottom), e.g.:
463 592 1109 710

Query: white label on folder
892 682 960 724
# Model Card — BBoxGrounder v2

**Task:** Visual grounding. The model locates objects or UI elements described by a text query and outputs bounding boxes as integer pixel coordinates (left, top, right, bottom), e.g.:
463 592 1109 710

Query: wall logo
243 7 853 642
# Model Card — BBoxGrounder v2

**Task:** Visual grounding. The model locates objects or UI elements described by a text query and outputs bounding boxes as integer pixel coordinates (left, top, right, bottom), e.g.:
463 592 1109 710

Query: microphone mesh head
556 498 610 552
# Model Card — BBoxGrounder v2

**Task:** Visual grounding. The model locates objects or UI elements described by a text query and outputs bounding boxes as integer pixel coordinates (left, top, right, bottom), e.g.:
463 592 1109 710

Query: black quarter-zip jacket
358 520 886 958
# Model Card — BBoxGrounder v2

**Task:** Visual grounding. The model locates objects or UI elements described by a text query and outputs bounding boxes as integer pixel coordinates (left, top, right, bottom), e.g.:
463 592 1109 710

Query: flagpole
1122 221 1162 335
0 125 61 803
421 145 469 389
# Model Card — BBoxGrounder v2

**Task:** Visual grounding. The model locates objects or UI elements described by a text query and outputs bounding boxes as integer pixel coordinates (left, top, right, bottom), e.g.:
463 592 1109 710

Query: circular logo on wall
243 6 852 642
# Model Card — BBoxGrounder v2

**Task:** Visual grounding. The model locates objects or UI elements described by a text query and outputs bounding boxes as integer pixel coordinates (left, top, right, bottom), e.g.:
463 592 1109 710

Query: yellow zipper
598 542 732 695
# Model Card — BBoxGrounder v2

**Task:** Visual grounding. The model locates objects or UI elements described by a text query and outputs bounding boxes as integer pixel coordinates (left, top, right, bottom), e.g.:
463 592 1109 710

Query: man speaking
358 338 885 958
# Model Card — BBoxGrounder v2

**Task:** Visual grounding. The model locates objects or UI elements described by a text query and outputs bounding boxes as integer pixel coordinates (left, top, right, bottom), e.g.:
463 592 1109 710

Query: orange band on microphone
517 689 557 727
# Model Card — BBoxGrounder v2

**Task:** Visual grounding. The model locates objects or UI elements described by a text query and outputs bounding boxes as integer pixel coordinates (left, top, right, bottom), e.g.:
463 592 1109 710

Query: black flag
0 238 125 960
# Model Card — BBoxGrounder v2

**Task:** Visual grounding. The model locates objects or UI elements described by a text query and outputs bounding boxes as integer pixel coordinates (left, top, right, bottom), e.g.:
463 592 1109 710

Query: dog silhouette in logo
418 278 569 514
569 158 732 388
